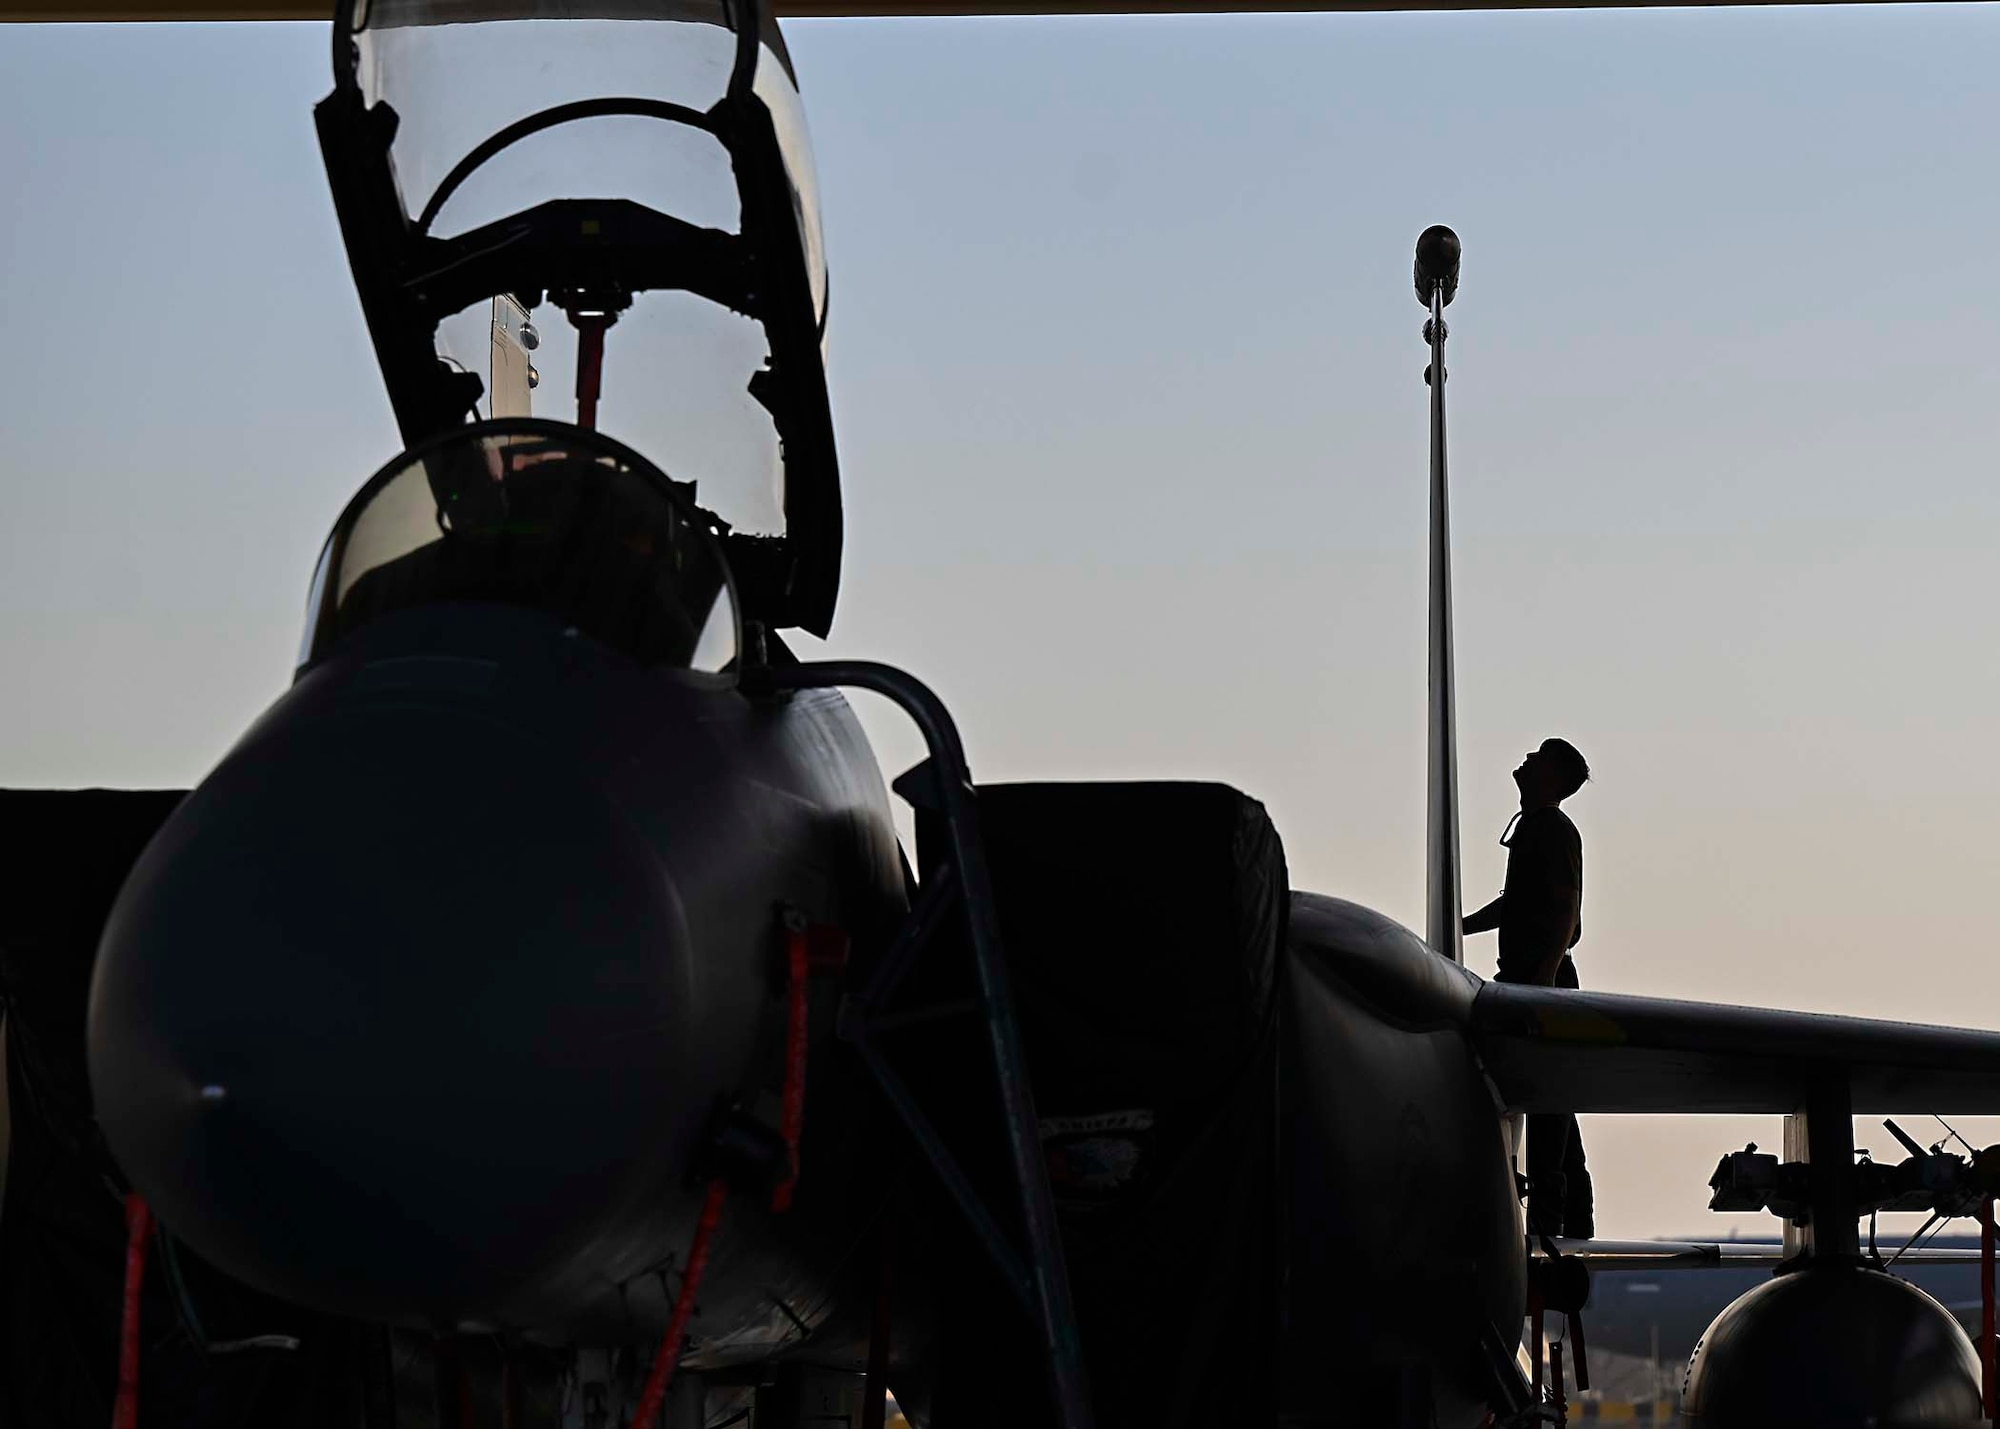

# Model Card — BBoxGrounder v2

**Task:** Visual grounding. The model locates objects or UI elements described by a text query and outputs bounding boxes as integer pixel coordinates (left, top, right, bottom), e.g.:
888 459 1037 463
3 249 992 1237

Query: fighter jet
5 3 2000 1429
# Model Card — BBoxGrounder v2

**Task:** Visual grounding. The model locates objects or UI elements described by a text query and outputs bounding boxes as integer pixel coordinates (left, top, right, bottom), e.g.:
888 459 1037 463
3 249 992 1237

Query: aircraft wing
1471 982 2000 1115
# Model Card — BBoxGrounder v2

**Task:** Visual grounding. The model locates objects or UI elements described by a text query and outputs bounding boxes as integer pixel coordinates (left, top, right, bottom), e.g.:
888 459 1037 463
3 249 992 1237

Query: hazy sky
3 5 1998 1235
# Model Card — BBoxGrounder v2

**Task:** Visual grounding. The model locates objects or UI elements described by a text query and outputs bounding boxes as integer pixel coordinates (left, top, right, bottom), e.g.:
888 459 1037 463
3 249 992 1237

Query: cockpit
319 0 840 634
300 421 738 672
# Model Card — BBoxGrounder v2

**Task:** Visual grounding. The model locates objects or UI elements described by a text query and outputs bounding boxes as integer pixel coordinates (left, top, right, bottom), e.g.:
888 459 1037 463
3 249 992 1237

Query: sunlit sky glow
2 5 1998 1234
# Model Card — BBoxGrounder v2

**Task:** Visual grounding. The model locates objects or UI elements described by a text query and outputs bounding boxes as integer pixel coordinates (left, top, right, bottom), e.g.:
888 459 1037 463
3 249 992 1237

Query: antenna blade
1420 227 1464 962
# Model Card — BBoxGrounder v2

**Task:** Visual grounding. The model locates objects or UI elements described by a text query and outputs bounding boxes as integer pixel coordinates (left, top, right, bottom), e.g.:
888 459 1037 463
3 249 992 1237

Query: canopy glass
301 421 739 673
339 0 828 546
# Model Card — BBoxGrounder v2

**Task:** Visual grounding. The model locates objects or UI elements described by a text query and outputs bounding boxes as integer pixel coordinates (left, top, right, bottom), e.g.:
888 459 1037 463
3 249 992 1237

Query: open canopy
350 0 823 321
319 0 842 634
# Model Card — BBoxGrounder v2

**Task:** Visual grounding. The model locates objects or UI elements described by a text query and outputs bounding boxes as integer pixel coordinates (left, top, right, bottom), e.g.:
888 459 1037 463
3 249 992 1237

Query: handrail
741 658 1097 1429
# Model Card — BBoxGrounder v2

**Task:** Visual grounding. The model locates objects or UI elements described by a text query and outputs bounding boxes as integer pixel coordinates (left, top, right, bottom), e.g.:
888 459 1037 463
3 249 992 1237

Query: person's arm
1462 895 1504 935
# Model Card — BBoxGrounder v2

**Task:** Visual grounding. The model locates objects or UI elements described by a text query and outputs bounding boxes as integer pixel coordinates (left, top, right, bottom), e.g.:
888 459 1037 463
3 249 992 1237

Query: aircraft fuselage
89 600 908 1346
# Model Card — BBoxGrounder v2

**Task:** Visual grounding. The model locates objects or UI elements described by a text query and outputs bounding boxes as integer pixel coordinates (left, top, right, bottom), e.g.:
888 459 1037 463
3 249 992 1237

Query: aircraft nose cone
89 691 701 1325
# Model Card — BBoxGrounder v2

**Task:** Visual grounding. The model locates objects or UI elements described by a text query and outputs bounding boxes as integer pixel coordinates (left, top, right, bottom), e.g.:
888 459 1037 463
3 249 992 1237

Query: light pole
1416 223 1464 963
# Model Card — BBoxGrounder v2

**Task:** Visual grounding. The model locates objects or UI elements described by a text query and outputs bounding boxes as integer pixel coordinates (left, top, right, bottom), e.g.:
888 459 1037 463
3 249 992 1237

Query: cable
1912 1216 1955 1258
1885 1212 1944 1269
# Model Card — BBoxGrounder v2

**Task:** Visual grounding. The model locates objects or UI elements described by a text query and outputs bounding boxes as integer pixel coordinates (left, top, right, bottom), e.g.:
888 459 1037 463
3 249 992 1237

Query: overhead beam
0 0 1964 20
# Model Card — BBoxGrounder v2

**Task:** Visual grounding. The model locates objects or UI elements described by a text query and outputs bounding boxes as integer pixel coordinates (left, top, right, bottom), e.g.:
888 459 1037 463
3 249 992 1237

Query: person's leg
1525 1111 1571 1238
1560 1115 1594 1240
1549 957 1593 1237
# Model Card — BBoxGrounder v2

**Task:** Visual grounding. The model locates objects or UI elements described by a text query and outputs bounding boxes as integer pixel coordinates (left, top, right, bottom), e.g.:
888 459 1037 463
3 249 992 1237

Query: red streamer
773 925 811 1212
773 920 848 1213
112 1192 152 1429
570 312 615 430
632 1180 728 1428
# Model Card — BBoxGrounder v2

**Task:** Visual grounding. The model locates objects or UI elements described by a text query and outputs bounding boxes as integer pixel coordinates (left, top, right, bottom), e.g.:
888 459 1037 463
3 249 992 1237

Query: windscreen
347 0 826 540
301 422 738 672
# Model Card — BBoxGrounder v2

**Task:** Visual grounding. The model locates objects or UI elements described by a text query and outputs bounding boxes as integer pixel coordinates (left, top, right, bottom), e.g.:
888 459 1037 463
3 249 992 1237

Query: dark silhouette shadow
1463 737 1594 1238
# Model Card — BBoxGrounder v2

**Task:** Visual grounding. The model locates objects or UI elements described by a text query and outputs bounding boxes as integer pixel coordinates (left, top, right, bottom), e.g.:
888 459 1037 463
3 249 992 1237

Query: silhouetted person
1464 737 1593 1239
